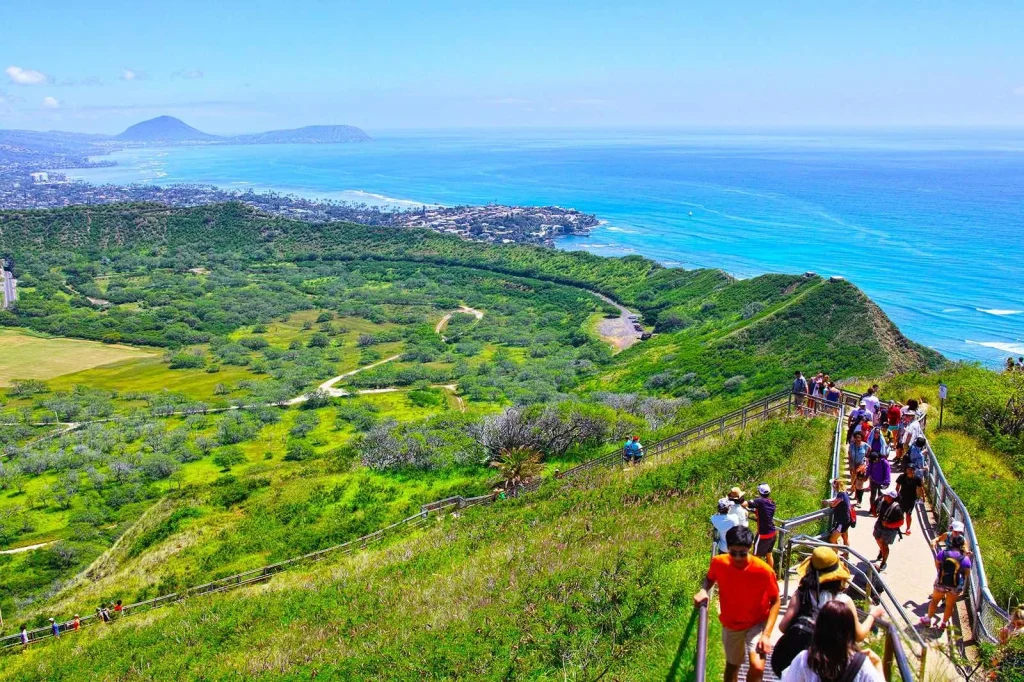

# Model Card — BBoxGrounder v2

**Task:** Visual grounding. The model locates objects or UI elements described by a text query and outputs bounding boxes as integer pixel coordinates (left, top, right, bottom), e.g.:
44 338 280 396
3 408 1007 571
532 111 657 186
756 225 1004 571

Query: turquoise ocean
69 129 1024 367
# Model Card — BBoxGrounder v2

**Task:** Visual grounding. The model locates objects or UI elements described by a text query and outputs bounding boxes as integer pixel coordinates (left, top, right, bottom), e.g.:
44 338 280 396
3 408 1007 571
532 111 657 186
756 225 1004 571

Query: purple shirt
749 496 777 537
868 457 891 486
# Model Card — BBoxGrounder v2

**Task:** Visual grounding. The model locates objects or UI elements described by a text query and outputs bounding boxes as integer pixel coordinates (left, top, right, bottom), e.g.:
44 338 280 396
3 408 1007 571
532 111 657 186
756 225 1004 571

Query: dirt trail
435 305 484 337
0 540 55 555
591 292 643 351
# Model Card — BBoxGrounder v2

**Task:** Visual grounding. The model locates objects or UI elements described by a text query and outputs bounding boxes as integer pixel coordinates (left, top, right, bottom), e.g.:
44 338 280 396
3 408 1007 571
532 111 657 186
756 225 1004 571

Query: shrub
741 301 766 319
212 445 246 471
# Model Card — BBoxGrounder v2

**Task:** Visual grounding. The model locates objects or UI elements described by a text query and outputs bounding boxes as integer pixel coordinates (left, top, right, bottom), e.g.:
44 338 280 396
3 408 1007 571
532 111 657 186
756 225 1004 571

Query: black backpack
939 551 963 588
771 587 822 676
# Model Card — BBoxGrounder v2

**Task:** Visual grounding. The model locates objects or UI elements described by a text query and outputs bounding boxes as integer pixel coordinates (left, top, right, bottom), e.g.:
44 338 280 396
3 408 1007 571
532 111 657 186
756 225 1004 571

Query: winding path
591 292 643 351
287 306 484 405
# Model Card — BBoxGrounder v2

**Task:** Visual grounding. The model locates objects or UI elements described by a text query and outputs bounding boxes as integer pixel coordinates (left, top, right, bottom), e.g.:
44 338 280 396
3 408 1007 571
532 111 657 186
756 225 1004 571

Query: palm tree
489 446 543 490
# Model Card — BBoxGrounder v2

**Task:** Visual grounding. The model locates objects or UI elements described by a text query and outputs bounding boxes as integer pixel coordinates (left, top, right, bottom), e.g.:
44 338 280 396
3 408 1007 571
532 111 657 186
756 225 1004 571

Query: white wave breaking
966 340 1024 354
976 308 1024 316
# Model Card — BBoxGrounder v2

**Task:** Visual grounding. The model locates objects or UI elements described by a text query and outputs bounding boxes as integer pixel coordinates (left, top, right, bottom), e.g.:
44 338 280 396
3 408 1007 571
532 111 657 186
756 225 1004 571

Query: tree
303 388 331 409
213 446 246 471
489 446 543 490
307 333 329 348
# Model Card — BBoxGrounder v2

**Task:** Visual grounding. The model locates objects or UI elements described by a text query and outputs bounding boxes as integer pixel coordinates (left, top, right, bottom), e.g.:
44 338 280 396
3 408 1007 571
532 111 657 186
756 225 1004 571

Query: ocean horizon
67 128 1024 368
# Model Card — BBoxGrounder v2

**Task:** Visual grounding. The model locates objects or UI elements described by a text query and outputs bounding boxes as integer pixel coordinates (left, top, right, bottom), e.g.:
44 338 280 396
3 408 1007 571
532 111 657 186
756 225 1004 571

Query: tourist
793 371 809 415
862 386 881 423
727 487 749 526
932 520 967 553
810 374 825 413
71 614 80 631
712 498 740 554
906 436 928 473
749 483 778 569
901 416 924 459
19 624 29 648
780 600 884 681
872 486 903 571
847 432 869 507
847 402 870 443
894 465 922 535
823 478 854 552
772 547 885 676
49 617 60 638
825 382 841 415
886 401 903 446
999 607 1024 644
1008 357 1018 373
867 452 891 516
1018 357 1024 371
97 605 111 623
920 535 972 629
113 599 124 617
622 435 643 465
865 420 888 460
694 526 781 682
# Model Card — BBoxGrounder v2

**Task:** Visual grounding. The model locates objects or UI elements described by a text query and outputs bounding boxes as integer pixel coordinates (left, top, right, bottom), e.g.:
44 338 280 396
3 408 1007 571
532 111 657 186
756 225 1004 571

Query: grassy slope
0 417 834 682
0 329 156 387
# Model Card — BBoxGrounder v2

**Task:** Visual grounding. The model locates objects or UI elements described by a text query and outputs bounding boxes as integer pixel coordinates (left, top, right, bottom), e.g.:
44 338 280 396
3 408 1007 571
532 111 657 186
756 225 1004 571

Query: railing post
882 632 894 682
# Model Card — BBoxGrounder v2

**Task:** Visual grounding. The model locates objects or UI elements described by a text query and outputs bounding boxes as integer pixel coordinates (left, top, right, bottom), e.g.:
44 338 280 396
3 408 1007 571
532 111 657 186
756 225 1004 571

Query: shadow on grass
665 607 701 682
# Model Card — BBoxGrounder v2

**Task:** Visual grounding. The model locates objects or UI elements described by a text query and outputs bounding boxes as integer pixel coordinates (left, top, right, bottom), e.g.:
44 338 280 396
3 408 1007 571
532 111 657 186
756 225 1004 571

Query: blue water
70 129 1024 367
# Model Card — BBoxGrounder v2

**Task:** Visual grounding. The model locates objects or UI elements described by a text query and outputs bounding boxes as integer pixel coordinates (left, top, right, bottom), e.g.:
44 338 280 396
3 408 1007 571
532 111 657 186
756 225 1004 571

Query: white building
30 172 49 183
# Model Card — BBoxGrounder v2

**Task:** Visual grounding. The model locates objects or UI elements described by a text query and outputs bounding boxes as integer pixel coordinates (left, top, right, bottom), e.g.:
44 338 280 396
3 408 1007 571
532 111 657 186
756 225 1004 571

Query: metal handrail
694 599 710 682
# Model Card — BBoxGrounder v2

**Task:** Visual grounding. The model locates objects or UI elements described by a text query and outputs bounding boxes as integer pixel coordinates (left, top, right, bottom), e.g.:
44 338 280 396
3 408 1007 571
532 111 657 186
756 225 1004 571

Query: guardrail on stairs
0 388 799 651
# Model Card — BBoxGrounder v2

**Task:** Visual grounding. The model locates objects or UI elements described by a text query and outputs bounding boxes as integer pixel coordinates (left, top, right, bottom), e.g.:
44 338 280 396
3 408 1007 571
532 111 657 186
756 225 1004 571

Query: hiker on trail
847 432 869 507
1008 357 1018 373
920 535 972 630
932 520 968 554
113 599 123 617
780 600 884 682
71 614 80 631
694 526 780 682
727 487 748 526
825 382 841 414
772 547 885 676
793 371 809 414
866 451 891 516
872 486 903 571
847 402 870 443
97 605 111 623
905 436 928 473
622 436 643 465
886 401 903 446
824 478 854 551
49 617 60 638
901 418 924 461
862 386 881 423
19 624 28 648
1000 607 1024 644
711 498 740 554
749 483 778 569
894 465 923 535
865 421 888 461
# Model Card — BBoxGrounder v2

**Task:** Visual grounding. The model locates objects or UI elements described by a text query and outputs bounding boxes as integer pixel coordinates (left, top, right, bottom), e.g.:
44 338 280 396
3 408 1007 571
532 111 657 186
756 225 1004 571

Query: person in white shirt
727 486 748 525
781 600 884 682
710 498 739 554
861 387 881 423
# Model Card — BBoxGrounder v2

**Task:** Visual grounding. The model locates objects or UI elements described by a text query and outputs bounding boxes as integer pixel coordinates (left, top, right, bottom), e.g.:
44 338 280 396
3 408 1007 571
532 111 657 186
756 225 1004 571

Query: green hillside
0 202 941 662
0 419 835 682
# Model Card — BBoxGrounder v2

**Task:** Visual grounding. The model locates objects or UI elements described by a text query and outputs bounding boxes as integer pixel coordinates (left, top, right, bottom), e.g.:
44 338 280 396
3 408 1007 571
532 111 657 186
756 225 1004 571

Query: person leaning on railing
694 525 780 682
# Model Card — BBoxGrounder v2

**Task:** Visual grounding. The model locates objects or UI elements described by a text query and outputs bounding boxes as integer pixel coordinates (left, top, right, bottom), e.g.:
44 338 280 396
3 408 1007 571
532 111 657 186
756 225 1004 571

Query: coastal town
0 171 598 245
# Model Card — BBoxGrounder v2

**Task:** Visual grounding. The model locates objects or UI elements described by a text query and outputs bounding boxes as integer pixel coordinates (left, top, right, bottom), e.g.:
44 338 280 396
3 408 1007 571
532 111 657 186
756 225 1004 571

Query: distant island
116 116 371 145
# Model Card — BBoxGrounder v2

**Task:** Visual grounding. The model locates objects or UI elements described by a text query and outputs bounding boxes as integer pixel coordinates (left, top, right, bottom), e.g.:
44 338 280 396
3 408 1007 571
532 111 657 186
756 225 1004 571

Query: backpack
771 587 822 676
939 551 963 588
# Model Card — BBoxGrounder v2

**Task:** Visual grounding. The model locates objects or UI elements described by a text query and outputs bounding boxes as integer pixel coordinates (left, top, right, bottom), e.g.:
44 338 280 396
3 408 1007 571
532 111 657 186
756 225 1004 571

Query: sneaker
877 562 887 572
918 616 932 627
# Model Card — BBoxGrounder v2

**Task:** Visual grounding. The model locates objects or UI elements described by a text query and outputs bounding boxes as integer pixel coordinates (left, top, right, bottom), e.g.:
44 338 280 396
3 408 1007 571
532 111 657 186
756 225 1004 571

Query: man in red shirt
694 526 780 682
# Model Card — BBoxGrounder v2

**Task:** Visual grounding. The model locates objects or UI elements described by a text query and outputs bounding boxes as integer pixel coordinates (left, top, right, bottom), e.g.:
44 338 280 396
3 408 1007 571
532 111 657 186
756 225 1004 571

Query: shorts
722 623 765 666
754 534 777 556
887 425 899 433
873 526 899 545
831 522 851 534
932 580 963 596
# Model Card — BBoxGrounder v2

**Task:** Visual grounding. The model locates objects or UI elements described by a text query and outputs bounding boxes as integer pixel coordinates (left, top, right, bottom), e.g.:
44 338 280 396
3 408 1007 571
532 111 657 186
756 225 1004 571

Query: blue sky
2 0 1023 133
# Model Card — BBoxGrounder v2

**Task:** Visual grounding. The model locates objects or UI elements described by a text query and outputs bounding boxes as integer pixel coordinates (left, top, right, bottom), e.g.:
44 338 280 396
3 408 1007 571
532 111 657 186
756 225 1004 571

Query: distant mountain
232 125 371 144
117 116 221 143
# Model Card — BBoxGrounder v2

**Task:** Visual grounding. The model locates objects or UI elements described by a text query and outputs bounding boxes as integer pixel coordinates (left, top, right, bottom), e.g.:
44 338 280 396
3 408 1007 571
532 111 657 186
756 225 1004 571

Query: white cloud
1014 86 1024 96
121 68 149 81
42 96 60 109
5 65 51 85
171 69 204 80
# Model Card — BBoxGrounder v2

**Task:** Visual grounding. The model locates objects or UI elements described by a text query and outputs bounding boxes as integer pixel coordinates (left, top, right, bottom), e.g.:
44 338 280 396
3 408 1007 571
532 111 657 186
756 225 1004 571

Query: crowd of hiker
1005 356 1024 373
17 600 122 648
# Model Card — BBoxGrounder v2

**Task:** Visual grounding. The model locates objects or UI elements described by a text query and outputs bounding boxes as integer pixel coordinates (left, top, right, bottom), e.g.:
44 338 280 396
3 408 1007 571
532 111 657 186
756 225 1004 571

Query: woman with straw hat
772 548 884 676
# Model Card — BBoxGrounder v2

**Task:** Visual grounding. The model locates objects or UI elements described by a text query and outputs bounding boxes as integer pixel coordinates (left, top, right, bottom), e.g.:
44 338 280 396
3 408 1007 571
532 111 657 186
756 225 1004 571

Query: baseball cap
717 498 731 513
757 483 771 496
950 520 965 533
881 485 898 497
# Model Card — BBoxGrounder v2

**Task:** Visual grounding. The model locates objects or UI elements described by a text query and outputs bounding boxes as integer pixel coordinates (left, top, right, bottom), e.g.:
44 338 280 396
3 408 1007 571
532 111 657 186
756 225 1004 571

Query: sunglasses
729 550 750 559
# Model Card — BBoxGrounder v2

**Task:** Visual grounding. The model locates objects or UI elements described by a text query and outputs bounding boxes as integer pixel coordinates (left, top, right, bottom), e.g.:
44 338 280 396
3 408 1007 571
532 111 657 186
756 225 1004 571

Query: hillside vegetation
0 419 835 682
0 202 938 643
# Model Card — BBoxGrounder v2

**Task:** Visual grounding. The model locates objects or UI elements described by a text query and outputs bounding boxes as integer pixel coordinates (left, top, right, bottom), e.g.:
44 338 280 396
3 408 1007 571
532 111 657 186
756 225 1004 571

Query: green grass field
0 330 156 387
